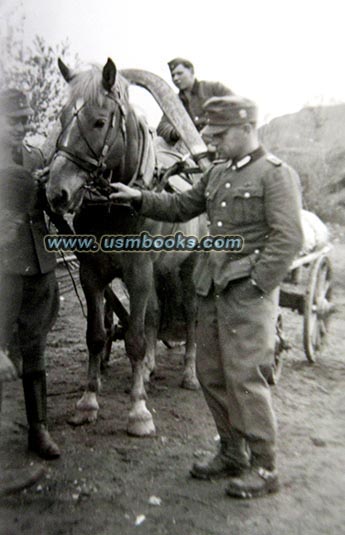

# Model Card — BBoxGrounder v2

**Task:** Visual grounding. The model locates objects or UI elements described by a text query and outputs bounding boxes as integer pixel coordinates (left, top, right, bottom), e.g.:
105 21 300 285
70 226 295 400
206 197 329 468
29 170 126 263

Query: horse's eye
94 119 106 128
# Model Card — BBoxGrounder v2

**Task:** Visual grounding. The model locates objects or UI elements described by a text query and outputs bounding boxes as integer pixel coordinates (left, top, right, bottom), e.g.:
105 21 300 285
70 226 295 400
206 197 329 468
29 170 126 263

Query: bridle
54 91 127 197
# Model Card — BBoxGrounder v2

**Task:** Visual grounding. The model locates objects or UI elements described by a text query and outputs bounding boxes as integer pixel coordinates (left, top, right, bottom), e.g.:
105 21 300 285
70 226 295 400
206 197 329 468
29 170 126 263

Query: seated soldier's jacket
157 80 233 142
140 152 304 295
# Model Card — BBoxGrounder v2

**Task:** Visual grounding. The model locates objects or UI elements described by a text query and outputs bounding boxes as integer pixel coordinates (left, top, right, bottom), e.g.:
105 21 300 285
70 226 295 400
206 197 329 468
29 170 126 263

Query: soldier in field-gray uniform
157 57 233 144
0 89 60 461
110 95 304 499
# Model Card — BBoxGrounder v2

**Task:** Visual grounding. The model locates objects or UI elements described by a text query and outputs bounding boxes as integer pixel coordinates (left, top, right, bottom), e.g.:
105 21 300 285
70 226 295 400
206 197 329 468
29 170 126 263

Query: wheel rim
303 255 333 362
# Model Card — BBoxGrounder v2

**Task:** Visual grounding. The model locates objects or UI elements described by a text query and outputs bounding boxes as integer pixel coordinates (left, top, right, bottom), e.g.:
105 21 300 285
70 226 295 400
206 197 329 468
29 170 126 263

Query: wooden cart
264 244 333 384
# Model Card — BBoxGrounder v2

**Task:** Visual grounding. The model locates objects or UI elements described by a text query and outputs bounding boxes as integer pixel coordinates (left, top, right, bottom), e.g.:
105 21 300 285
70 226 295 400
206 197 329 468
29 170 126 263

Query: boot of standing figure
22 371 60 460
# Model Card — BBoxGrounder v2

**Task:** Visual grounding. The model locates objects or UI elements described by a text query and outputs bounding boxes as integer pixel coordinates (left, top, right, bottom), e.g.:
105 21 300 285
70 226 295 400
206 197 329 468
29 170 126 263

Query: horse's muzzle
47 156 87 214
47 186 85 215
48 189 70 214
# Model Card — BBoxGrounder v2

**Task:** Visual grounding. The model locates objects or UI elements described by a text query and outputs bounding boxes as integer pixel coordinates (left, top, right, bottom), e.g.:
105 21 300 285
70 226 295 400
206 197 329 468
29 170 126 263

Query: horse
46 58 204 436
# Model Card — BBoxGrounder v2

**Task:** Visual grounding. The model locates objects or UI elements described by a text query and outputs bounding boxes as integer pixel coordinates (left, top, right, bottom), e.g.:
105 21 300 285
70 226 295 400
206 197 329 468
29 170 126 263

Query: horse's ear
102 58 117 92
58 57 74 83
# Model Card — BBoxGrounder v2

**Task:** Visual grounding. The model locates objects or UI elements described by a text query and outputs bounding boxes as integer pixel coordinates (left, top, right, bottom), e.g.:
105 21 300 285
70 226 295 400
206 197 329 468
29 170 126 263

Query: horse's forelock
66 65 129 108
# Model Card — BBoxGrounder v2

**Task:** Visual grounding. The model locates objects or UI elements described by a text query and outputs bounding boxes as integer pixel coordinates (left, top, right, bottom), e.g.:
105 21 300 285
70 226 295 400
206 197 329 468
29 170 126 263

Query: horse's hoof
127 418 156 437
181 376 200 390
127 402 156 436
68 410 98 426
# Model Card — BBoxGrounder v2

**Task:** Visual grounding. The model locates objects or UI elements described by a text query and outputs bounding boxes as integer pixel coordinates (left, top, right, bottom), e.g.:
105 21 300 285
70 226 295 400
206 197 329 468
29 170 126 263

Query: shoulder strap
266 154 282 167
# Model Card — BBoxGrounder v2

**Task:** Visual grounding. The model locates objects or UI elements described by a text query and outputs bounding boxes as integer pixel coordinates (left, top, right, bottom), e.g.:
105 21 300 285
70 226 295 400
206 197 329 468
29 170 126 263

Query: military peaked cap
0 89 33 118
168 57 194 72
202 95 258 135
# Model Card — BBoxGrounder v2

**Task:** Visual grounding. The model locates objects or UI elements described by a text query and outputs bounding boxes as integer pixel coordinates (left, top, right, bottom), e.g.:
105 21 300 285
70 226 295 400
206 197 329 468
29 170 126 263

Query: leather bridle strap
55 95 124 177
56 145 100 174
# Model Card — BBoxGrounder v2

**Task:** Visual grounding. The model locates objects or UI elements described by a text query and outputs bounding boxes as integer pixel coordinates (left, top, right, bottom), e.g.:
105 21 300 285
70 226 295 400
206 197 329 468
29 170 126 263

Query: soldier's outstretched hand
109 183 142 202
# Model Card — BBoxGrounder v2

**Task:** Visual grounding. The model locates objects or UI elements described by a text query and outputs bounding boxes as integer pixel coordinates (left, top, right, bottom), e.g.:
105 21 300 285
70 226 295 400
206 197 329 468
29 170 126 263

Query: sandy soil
1 227 345 535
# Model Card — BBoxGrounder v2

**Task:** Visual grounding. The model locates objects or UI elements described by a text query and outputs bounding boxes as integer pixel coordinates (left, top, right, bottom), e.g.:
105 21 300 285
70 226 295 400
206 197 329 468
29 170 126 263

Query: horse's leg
101 294 114 371
123 259 156 436
69 278 106 425
180 258 200 390
181 315 199 390
142 290 160 384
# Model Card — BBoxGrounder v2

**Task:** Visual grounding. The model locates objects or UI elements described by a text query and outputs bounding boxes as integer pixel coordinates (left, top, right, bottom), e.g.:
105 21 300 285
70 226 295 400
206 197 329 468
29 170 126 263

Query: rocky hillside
259 104 345 222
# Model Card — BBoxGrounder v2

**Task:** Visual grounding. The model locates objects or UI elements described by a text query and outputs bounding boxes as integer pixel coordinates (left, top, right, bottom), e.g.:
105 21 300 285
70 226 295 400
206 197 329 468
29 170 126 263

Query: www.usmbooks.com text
44 232 244 253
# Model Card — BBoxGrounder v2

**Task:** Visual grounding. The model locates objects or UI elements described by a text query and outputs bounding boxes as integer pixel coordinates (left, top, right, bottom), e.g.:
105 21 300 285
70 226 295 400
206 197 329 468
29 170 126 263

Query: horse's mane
67 64 129 107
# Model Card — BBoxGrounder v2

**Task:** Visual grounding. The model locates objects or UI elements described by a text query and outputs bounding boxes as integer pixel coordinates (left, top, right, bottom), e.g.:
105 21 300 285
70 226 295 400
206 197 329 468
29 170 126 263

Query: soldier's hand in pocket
240 277 264 299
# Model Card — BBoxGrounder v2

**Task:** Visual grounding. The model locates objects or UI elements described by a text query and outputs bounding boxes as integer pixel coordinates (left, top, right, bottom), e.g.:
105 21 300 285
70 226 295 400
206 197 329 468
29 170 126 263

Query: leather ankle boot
28 425 60 460
226 466 279 498
22 371 60 460
190 438 249 480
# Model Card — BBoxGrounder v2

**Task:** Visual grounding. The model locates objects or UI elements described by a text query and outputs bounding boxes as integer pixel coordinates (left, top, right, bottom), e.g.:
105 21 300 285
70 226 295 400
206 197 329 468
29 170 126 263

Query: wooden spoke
303 255 333 362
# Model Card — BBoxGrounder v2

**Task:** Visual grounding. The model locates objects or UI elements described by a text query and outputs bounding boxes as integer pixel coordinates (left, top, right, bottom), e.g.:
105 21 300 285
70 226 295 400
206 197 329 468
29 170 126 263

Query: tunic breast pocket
205 187 218 220
231 185 265 224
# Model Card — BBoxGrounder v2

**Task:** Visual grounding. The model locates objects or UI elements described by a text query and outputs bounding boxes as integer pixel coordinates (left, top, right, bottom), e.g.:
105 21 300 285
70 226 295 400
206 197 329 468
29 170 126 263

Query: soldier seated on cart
157 57 233 147
110 95 304 498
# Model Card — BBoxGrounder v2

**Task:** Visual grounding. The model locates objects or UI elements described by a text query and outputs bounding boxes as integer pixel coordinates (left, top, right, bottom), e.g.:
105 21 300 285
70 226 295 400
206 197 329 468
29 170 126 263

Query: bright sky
1 0 344 125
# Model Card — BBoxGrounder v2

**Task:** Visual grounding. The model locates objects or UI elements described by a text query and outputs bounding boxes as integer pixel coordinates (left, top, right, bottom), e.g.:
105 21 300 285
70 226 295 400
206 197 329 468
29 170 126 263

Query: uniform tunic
157 80 233 143
139 148 303 467
0 146 59 374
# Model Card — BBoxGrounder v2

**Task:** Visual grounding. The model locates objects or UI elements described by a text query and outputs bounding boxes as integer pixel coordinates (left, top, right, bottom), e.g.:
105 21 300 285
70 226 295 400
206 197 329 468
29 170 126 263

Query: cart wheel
261 314 285 385
303 254 333 362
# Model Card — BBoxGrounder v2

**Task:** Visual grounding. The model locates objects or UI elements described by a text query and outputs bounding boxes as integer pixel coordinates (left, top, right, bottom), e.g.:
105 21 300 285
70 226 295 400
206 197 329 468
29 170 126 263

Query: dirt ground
1 226 345 535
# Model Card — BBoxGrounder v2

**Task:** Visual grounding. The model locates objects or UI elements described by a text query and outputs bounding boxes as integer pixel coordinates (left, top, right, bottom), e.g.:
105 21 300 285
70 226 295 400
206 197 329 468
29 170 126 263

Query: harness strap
55 94 125 178
56 145 100 173
136 120 156 189
53 88 157 205
126 114 145 188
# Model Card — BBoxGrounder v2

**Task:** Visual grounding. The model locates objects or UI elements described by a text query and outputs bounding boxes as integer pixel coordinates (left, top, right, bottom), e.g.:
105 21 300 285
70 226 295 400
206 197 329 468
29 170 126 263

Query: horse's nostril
51 189 69 208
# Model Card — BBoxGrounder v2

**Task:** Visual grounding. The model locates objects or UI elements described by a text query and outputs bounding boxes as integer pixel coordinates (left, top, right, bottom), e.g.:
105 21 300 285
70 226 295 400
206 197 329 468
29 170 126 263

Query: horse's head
47 58 130 214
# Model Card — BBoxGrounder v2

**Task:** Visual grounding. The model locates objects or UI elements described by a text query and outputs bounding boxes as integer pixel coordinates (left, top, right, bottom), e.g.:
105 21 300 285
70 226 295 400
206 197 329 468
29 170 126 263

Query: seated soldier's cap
202 95 258 136
0 89 33 118
168 57 194 72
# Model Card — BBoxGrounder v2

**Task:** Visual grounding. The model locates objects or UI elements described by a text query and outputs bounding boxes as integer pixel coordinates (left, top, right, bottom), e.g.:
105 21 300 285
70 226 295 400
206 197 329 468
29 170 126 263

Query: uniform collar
179 79 199 98
190 79 200 95
224 145 266 170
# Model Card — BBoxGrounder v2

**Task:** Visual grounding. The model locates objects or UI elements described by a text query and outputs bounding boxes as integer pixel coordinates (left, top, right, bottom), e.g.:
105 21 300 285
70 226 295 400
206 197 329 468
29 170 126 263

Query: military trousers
196 277 279 469
0 271 59 374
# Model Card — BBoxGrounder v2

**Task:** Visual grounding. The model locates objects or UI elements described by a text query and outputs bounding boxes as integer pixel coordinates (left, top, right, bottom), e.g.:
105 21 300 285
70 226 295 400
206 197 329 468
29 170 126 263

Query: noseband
55 91 127 195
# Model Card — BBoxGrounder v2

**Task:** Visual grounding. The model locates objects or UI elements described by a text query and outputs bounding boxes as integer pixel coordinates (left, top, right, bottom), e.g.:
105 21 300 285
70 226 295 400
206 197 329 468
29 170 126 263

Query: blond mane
67 64 129 106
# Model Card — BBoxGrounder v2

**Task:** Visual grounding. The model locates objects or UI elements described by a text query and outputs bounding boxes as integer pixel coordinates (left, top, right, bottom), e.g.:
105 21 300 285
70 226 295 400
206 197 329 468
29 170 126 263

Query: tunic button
221 201 227 207
217 221 223 227
225 182 231 189
254 249 260 254
244 192 251 198
205 191 210 198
